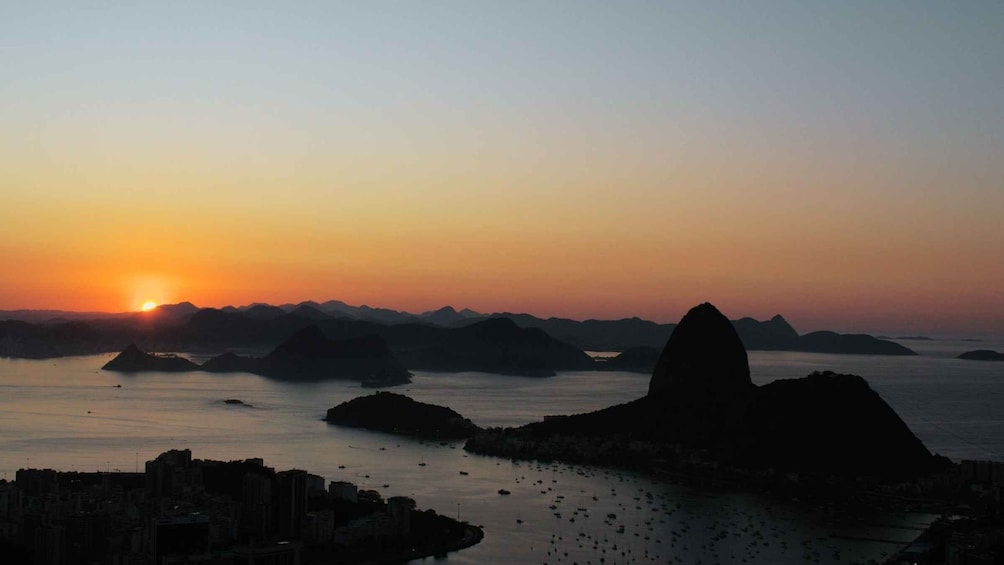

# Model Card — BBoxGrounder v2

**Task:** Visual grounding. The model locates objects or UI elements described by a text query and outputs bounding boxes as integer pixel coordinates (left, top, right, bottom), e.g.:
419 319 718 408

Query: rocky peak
648 302 752 398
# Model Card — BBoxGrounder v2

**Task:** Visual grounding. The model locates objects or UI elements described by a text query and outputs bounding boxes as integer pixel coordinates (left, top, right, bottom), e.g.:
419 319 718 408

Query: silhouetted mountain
103 345 199 372
490 310 912 356
292 301 417 324
795 331 916 355
0 309 131 323
313 300 358 319
649 302 752 398
958 350 1004 361
0 301 915 361
151 302 200 321
325 392 478 439
467 302 935 480
384 317 594 376
287 305 332 321
242 304 287 320
737 371 933 477
200 352 260 373
731 314 799 350
602 346 660 373
236 302 277 311
419 306 467 326
0 320 114 358
257 325 411 385
103 328 412 386
488 313 674 351
175 307 344 350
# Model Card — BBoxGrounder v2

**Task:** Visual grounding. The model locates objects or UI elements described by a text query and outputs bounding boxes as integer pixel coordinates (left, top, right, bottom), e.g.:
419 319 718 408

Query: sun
141 301 158 312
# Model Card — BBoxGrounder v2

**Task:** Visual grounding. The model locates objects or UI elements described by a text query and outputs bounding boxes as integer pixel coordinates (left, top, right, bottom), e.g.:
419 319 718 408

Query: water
2 343 1002 563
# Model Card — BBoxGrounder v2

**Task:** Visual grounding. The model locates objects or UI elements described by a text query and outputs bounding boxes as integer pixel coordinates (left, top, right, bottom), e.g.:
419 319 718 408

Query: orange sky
1 3 1002 336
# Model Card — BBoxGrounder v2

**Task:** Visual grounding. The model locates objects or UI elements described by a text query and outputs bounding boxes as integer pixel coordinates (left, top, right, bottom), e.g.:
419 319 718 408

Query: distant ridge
1 299 916 361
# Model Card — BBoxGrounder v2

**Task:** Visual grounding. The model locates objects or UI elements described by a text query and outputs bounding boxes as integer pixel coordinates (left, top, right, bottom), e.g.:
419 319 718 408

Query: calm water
1 340 1002 564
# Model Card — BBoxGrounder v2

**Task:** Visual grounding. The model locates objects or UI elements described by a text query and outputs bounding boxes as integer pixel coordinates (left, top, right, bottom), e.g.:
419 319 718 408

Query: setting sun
141 301 158 312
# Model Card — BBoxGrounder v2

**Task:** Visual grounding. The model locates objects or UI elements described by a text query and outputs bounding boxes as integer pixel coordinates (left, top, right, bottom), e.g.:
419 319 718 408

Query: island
222 399 253 407
102 344 199 372
324 392 479 439
958 349 1004 362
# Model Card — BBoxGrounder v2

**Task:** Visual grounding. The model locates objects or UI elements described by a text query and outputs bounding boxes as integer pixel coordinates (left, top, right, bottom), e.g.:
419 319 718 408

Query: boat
498 489 511 495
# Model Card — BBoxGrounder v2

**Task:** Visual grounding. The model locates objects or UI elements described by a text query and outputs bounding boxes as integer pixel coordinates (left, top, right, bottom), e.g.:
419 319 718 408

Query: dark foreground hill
466 303 936 480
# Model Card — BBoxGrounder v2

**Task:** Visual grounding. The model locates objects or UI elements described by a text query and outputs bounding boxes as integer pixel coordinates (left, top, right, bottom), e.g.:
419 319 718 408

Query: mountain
648 302 752 398
736 370 933 476
419 306 467 326
293 301 417 325
287 305 332 321
466 302 936 480
488 313 674 351
380 317 595 376
0 320 116 358
730 315 799 350
242 304 287 320
256 325 411 385
151 302 200 321
491 310 912 356
104 327 412 386
0 309 131 323
200 352 260 373
103 344 199 372
0 300 916 361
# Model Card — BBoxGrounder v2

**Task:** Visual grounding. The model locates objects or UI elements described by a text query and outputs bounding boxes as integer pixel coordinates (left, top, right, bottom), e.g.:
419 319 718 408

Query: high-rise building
276 470 307 540
241 473 273 538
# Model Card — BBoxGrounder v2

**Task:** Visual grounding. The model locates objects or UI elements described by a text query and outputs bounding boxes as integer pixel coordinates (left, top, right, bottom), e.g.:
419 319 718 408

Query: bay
2 342 1002 563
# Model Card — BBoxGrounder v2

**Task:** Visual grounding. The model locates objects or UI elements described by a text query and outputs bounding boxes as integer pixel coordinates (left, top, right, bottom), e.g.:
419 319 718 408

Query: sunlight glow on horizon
1 2 1002 336
140 301 158 312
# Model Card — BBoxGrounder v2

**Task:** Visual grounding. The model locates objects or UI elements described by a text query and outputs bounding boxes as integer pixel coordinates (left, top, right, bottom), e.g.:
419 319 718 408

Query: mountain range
0 299 916 366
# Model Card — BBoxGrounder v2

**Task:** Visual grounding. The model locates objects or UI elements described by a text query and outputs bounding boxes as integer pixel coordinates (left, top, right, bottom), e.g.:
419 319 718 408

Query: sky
1 1 1002 336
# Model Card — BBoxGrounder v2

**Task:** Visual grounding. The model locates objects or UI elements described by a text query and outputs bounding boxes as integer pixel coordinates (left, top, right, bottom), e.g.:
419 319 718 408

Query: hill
958 350 1004 361
466 302 935 480
325 392 478 439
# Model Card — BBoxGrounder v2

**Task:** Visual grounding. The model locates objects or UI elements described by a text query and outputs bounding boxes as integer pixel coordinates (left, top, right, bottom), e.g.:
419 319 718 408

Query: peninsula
466 303 938 480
